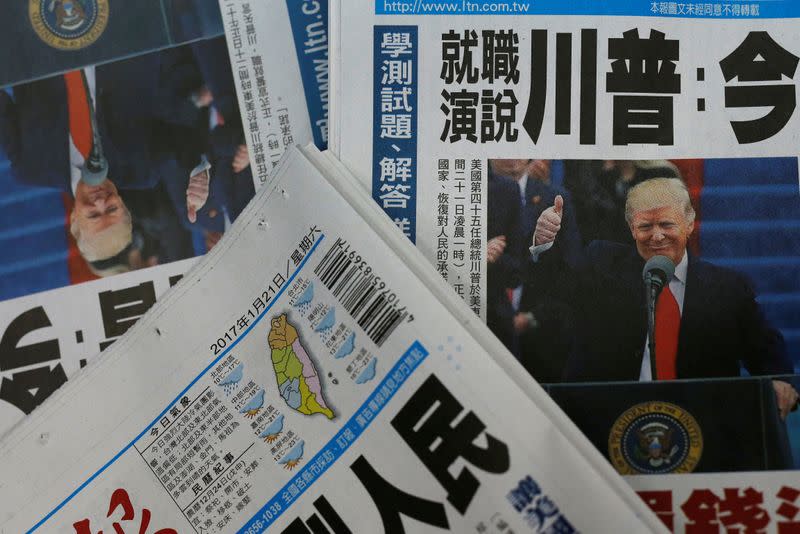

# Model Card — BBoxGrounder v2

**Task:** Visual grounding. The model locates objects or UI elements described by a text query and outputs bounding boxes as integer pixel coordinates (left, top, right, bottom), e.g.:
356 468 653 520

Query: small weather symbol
314 308 336 333
279 440 305 470
334 332 356 359
218 364 244 396
258 414 285 443
240 389 265 419
355 358 378 384
293 283 314 312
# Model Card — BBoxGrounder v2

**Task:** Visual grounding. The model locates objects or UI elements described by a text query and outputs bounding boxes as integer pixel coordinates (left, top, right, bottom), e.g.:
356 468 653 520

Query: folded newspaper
328 0 800 499
329 0 800 338
0 146 663 533
0 0 326 441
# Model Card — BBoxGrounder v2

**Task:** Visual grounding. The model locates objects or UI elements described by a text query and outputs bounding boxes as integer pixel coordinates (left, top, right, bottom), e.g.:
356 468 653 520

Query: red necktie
64 70 92 159
655 285 680 380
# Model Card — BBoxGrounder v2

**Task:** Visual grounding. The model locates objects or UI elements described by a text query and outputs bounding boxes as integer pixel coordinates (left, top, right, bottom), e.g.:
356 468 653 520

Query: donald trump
531 177 799 419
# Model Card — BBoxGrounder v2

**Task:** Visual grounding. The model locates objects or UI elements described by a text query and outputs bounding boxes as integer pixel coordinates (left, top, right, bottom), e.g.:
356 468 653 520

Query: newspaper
328 0 800 523
0 0 323 439
0 0 224 88
626 470 800 532
330 0 800 321
0 145 664 533
220 0 330 186
0 258 195 435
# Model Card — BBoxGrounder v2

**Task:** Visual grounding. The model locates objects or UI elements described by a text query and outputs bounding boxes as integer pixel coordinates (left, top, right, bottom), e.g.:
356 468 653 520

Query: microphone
643 255 675 380
78 70 109 186
81 143 109 186
642 255 676 292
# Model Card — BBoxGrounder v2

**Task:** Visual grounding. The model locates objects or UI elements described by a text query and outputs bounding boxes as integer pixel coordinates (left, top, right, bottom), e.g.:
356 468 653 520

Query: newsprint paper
0 146 663 533
0 0 324 440
328 2 800 530
329 0 800 333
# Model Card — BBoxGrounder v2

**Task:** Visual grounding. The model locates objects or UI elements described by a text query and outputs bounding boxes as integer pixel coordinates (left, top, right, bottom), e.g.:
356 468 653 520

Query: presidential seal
29 0 109 51
608 401 703 475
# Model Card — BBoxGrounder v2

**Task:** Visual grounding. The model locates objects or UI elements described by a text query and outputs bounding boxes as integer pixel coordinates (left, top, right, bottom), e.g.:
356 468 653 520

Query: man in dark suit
154 37 255 236
532 177 799 418
486 169 523 353
0 51 171 267
489 159 581 382
0 38 252 269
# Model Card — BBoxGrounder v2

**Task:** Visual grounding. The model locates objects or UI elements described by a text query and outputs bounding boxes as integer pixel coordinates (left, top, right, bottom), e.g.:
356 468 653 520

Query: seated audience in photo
489 158 581 382
562 159 680 245
486 163 523 354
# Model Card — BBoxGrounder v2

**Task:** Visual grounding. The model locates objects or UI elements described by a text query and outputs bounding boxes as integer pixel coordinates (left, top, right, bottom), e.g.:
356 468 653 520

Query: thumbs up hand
186 168 210 224
534 195 563 246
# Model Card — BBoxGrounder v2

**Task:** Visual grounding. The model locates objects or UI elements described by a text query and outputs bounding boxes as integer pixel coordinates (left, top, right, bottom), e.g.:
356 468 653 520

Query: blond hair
70 209 133 261
625 178 695 224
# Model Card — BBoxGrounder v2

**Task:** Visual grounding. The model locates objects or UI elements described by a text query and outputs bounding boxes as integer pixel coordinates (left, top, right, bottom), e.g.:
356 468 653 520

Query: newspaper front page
0 146 664 533
0 0 322 439
329 2 800 530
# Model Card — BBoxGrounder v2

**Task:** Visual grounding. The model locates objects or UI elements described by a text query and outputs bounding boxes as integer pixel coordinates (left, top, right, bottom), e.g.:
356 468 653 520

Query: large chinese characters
73 488 176 534
373 28 419 241
440 29 520 144
639 485 800 533
0 306 66 416
439 27 800 147
720 31 799 144
280 374 546 534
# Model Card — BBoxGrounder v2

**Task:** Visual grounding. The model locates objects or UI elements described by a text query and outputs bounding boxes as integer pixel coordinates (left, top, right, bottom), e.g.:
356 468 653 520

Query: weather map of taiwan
268 314 335 419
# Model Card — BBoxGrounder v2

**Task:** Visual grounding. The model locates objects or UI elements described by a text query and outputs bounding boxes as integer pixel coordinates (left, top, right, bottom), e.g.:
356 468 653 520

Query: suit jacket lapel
677 255 704 377
616 247 649 379
626 250 648 352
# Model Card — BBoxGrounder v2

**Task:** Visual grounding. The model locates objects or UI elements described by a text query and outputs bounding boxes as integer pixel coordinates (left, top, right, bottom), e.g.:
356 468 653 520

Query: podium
545 378 793 474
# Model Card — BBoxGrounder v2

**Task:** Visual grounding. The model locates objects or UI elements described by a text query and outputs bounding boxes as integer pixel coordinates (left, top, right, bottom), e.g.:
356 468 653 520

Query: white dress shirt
517 173 528 206
69 66 97 196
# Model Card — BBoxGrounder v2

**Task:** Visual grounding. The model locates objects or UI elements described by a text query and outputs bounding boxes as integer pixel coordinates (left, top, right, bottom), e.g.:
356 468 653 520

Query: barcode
314 239 408 347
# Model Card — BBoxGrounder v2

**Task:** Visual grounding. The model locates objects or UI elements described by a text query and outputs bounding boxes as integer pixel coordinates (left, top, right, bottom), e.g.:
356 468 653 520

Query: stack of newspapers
2 0 799 532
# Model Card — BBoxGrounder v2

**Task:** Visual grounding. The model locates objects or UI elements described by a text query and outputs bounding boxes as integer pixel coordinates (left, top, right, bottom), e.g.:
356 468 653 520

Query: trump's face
629 204 693 265
72 179 127 236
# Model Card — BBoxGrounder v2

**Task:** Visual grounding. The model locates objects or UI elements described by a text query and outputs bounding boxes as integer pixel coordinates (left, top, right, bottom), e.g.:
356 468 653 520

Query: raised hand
487 235 507 264
773 380 800 420
534 195 563 246
186 169 210 223
232 144 250 173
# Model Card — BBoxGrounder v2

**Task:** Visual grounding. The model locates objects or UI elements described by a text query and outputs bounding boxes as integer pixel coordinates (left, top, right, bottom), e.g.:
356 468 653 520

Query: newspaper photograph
0 0 224 88
0 0 328 440
0 30 254 434
328 0 800 523
0 146 665 533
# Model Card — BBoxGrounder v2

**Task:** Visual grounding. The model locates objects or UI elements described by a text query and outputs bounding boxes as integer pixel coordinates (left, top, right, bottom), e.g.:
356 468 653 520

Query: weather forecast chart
98 233 423 533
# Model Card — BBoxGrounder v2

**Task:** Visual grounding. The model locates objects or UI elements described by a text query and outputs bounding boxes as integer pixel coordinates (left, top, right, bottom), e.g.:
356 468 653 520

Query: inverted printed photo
0 35 254 301
487 157 800 473
0 3 255 439
0 0 225 87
